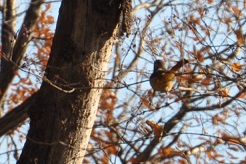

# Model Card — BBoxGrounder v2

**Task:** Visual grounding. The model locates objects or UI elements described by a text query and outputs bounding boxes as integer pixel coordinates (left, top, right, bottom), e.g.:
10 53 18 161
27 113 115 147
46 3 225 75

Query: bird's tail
170 59 188 72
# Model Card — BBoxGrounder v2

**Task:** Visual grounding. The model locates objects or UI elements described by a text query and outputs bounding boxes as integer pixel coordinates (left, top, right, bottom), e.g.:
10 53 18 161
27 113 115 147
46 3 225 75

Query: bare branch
0 92 38 137
0 0 44 103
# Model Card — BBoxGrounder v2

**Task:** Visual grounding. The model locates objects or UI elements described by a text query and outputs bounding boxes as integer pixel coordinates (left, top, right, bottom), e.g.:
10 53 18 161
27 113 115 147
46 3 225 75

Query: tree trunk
18 0 122 163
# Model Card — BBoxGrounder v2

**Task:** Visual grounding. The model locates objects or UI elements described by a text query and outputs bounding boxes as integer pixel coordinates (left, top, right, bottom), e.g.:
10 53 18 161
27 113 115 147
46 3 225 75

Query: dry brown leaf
197 50 205 62
141 97 155 110
234 30 244 45
232 6 242 18
231 62 242 72
212 114 226 125
218 88 230 97
146 120 163 141
201 77 211 86
163 147 174 156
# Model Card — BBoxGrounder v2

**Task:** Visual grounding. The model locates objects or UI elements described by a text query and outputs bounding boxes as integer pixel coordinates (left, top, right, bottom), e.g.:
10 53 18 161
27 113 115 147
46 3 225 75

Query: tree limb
0 0 43 103
0 91 38 137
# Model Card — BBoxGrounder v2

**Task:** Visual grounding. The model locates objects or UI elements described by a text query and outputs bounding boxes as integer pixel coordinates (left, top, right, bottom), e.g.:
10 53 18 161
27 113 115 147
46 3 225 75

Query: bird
149 59 188 93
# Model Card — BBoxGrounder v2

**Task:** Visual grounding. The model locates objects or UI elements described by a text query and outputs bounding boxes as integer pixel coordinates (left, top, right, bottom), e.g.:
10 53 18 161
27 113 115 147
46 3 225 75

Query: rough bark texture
18 0 122 163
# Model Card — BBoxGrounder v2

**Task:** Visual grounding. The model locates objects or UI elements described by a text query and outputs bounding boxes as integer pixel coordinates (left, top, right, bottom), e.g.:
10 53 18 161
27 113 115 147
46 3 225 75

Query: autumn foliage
0 0 246 163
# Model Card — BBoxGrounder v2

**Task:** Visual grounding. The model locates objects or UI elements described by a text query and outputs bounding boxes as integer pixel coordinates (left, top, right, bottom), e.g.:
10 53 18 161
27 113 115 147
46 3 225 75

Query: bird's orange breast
149 72 175 93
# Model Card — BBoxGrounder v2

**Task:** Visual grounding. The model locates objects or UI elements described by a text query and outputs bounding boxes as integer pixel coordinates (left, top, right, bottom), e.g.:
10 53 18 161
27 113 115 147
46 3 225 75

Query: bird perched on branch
150 59 188 93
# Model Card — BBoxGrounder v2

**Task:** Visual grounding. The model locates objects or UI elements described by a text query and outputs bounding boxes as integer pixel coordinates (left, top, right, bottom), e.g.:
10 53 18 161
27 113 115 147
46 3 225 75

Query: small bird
150 59 188 93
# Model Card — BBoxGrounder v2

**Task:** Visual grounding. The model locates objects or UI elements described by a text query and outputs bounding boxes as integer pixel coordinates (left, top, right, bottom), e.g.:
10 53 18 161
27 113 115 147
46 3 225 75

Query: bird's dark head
153 60 165 72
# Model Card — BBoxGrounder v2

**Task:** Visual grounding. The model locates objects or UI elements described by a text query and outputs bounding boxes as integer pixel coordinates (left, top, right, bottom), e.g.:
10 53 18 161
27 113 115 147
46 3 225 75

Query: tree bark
18 0 122 163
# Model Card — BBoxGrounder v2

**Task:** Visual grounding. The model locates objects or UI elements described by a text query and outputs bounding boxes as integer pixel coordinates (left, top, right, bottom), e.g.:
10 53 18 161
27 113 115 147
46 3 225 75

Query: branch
0 0 44 102
190 90 244 111
0 92 38 137
12 0 44 63
1 0 16 58
131 104 188 162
